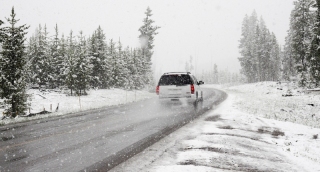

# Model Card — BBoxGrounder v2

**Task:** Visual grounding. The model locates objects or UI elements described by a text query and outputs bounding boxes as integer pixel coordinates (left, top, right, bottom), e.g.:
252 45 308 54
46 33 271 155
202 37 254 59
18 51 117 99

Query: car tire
193 98 203 113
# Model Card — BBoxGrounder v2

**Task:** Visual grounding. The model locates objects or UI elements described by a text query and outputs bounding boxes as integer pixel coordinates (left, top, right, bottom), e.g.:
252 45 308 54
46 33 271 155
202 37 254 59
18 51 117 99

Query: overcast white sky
0 0 294 77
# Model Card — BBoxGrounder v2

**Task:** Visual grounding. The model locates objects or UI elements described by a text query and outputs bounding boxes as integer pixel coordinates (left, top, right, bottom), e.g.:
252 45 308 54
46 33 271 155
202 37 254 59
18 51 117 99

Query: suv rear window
158 74 193 86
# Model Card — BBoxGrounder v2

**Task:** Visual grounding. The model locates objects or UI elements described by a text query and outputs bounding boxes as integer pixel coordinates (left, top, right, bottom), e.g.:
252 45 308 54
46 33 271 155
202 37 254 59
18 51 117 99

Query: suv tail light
156 85 160 95
191 84 195 94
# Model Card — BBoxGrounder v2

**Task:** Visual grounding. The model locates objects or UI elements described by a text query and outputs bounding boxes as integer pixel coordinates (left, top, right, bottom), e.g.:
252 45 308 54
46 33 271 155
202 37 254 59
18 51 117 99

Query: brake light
156 86 160 95
191 84 195 94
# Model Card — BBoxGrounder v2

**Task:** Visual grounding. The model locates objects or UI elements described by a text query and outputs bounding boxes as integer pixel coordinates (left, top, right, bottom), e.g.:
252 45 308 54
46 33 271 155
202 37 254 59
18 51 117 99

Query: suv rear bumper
158 94 197 103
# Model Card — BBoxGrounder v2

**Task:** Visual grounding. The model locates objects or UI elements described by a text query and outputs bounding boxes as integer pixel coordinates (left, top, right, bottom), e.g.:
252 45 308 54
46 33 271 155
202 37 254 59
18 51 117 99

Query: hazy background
0 0 294 79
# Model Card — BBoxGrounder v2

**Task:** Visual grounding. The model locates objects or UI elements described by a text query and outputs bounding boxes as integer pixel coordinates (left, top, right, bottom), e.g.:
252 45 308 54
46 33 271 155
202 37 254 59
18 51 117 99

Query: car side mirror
198 81 204 85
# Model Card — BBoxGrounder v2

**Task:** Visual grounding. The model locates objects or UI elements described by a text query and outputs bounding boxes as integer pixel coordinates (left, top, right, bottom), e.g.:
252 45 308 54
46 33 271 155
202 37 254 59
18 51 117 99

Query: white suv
156 72 204 103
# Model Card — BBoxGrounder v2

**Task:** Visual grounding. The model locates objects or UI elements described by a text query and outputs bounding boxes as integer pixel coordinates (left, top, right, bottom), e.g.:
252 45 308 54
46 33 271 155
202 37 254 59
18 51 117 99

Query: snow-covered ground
0 88 156 125
111 82 320 172
229 82 320 128
1 82 319 171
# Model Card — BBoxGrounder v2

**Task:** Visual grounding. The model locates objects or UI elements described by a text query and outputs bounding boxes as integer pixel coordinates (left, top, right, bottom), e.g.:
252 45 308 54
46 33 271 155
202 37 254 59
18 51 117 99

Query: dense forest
239 0 320 87
283 0 320 87
0 7 159 117
238 11 281 83
25 7 159 94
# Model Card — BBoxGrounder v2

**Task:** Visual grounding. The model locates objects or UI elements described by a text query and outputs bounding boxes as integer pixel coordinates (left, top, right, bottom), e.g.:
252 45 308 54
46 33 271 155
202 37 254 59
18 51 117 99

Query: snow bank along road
0 88 226 171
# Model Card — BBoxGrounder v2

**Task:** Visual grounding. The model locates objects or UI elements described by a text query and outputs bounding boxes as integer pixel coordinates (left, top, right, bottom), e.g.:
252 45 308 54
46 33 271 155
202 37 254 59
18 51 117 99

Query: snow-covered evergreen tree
123 47 135 90
138 7 160 87
58 33 67 87
74 31 91 95
50 24 61 88
239 12 259 82
114 39 126 88
108 39 118 87
88 26 108 88
132 48 144 89
27 29 39 85
282 13 297 81
0 7 29 117
309 0 320 86
239 11 281 83
29 24 51 87
290 0 314 86
43 24 55 88
270 33 281 81
87 33 98 88
258 18 271 81
25 36 35 84
65 30 77 95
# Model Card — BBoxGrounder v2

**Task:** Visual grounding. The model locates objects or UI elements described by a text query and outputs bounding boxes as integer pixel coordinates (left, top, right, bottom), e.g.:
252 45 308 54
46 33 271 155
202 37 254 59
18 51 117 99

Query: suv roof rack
163 72 191 75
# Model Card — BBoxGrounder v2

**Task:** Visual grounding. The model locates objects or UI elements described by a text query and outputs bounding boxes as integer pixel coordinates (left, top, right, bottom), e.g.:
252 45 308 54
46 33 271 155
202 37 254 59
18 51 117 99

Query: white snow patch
0 88 156 125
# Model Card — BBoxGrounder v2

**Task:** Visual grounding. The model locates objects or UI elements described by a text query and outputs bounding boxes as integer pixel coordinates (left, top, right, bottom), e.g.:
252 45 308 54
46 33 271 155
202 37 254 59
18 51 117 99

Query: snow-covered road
0 88 226 171
112 85 320 172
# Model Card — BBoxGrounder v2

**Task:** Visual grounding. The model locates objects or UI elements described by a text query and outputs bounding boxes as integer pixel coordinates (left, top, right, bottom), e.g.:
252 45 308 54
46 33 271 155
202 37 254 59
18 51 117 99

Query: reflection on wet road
0 88 226 171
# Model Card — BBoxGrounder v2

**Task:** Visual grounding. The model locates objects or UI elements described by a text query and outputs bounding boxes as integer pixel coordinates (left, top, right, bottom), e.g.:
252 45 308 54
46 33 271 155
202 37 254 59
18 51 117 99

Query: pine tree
88 26 108 88
132 48 144 89
127 48 137 90
74 31 91 95
238 14 250 81
270 33 281 81
254 24 261 81
290 0 314 86
0 7 29 117
309 0 320 86
65 30 77 95
239 11 282 83
25 36 35 84
108 39 118 87
123 47 134 90
58 33 67 87
282 13 297 81
29 24 51 87
138 7 160 87
139 7 159 58
258 18 271 81
50 24 61 88
115 39 126 88
43 24 55 88
27 28 40 85
239 12 259 83
96 26 109 88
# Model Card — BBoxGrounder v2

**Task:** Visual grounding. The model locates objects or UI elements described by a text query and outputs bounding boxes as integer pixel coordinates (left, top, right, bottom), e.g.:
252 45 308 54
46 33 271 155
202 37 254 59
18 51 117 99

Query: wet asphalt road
0 88 226 171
